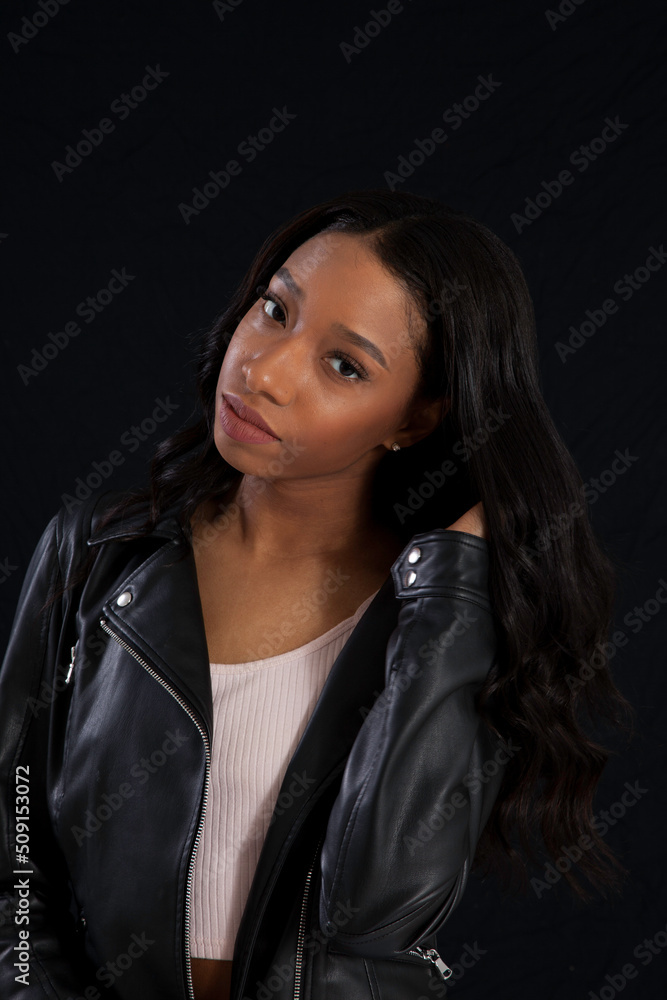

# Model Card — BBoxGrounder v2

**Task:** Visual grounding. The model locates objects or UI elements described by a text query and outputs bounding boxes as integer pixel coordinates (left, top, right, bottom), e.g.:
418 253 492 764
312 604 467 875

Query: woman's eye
260 293 367 382
261 294 285 323
327 353 365 381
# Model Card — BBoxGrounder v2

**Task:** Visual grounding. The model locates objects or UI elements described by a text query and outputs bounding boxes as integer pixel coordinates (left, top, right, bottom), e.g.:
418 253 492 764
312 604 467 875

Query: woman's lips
220 394 280 444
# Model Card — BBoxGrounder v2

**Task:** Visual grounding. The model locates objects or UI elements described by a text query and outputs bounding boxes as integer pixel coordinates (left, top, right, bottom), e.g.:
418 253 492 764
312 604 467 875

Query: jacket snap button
407 546 421 564
116 591 133 607
404 570 417 587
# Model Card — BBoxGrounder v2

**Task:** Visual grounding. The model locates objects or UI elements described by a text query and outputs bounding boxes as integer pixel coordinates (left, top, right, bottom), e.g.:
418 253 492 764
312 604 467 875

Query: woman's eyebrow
274 266 389 370
330 323 389 370
275 266 303 299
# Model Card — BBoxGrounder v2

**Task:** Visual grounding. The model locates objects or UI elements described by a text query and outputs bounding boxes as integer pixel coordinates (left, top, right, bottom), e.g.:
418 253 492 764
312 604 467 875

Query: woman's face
213 231 443 481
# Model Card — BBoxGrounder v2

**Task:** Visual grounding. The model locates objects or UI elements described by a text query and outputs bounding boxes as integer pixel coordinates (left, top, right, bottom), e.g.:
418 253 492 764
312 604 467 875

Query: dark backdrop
1 1 666 997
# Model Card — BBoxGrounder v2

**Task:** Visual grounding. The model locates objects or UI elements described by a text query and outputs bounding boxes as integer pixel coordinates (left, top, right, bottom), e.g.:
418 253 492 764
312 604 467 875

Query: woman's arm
317 511 505 957
0 512 99 998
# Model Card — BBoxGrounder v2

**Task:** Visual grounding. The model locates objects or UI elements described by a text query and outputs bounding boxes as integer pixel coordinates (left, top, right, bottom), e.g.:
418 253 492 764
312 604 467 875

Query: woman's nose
241 342 294 404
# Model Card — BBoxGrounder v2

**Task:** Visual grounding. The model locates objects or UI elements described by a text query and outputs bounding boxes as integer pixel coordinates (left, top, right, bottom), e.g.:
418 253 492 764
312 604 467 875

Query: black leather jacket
0 489 506 999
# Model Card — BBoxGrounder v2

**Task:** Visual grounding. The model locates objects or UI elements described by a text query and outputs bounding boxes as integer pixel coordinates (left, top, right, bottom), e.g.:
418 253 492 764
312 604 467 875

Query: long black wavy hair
59 188 633 901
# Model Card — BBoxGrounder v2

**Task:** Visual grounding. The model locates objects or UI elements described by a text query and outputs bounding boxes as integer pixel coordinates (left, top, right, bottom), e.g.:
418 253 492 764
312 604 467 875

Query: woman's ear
387 394 451 450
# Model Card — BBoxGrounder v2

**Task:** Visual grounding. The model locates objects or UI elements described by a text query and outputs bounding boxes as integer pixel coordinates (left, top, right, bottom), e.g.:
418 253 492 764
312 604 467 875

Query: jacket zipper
407 945 453 980
99 617 210 1000
293 834 324 1000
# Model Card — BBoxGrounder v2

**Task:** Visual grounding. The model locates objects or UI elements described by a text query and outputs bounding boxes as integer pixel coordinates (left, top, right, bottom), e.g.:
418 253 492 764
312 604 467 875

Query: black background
1 0 666 996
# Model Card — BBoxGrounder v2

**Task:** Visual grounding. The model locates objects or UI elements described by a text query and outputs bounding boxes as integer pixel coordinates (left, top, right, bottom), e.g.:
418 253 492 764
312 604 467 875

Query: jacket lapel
94 536 215 739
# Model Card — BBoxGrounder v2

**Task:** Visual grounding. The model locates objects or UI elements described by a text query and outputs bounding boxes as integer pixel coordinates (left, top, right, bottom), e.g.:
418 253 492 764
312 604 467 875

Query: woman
0 189 632 1000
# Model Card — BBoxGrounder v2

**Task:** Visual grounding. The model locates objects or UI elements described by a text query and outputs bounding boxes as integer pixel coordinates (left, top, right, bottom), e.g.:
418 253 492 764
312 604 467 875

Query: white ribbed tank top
189 586 380 960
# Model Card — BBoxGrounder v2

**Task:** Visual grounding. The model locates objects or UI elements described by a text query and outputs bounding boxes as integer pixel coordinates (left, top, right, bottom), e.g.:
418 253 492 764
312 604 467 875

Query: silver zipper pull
65 642 77 685
408 945 453 980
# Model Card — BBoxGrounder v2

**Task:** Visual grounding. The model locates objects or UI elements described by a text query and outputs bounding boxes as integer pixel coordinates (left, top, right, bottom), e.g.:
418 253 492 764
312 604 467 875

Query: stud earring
391 442 401 451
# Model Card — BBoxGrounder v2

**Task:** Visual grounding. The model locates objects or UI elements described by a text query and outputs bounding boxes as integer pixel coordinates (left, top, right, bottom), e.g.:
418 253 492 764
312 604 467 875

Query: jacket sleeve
0 510 100 998
318 529 508 958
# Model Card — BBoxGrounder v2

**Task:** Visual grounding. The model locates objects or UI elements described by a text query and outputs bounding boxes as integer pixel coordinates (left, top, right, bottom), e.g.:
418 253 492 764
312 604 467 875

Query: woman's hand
445 500 487 539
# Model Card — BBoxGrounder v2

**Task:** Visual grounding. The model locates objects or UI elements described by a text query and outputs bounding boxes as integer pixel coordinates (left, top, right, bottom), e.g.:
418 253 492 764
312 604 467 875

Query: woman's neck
192 472 405 572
